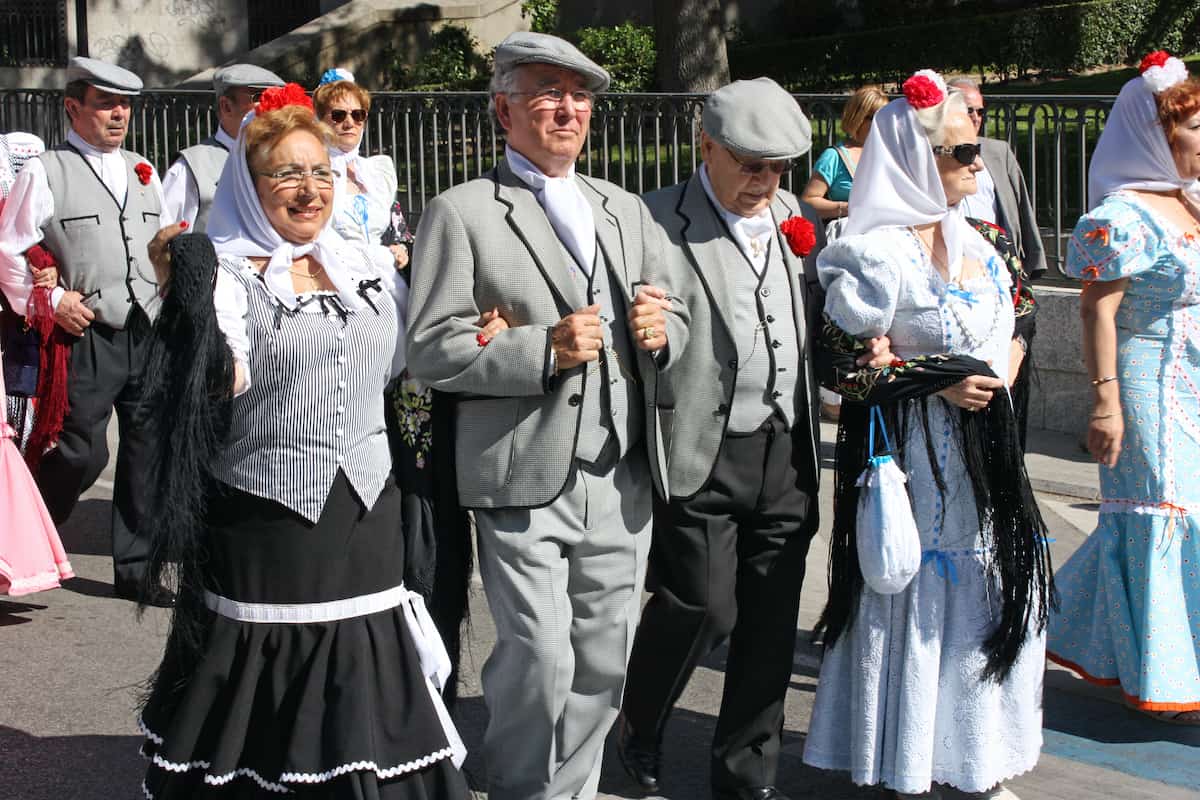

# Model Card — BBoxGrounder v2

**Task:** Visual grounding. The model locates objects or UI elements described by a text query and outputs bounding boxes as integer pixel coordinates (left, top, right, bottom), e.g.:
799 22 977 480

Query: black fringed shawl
138 234 234 699
815 222 1055 682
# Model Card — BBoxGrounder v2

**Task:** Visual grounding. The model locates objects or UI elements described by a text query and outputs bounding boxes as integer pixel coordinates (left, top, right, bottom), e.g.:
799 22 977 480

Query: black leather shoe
114 579 175 608
616 716 661 794
714 787 792 800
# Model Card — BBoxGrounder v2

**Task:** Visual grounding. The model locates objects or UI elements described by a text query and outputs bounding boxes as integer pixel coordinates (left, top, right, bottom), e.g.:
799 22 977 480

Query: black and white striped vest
210 255 395 523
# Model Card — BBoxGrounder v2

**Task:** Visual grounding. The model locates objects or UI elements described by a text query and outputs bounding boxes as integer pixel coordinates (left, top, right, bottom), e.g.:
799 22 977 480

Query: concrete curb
1029 477 1102 502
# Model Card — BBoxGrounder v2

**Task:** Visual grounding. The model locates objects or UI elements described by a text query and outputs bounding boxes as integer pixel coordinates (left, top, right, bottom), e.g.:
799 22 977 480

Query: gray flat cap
66 56 142 95
703 77 812 160
213 64 285 97
494 32 610 93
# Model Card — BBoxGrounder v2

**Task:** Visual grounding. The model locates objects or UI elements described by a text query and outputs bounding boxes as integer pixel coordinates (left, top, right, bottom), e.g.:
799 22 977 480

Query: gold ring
642 326 656 340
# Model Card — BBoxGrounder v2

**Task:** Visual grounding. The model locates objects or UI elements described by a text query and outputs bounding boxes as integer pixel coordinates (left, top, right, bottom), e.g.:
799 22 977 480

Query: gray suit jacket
406 160 678 509
980 137 1046 279
643 175 823 500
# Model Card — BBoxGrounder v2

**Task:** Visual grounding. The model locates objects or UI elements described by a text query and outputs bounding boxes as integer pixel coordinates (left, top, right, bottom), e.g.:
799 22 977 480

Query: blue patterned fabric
1048 192 1200 710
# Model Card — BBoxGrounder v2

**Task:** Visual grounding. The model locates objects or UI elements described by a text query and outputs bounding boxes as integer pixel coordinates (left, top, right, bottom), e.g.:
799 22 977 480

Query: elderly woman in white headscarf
136 86 469 799
801 70 1053 800
1046 51 1200 725
313 68 413 275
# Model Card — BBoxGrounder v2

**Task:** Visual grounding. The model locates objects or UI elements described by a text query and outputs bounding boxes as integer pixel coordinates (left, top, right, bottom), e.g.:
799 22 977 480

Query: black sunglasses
727 149 793 175
966 106 987 120
932 142 982 166
329 108 367 124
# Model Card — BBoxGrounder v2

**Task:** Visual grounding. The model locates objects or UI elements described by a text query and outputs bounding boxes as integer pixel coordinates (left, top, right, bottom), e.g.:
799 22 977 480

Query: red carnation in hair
780 216 817 257
1140 50 1171 73
255 83 314 114
134 161 153 185
902 74 944 109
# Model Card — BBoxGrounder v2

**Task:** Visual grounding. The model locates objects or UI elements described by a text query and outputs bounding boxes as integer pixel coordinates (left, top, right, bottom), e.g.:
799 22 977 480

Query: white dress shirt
0 130 166 314
161 127 235 226
960 162 998 225
698 164 776 273
505 145 597 274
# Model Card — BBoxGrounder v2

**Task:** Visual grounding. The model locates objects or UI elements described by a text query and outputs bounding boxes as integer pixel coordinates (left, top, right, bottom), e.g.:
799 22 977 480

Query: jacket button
715 403 729 415
772 340 782 349
766 315 775 323
568 394 582 407
772 390 783 399
727 358 737 369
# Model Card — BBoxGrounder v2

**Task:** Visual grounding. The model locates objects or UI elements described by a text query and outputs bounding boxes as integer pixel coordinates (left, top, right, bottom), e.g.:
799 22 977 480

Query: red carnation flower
134 161 153 186
255 83 314 115
1140 50 1171 73
780 216 816 257
902 74 943 109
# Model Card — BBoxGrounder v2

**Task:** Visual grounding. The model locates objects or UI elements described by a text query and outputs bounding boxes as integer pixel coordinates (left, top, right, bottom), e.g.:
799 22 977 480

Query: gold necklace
289 263 325 279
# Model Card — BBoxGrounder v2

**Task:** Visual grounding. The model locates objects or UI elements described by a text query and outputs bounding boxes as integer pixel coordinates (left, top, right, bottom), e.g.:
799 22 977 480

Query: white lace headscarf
206 106 366 310
1087 62 1197 209
845 87 972 278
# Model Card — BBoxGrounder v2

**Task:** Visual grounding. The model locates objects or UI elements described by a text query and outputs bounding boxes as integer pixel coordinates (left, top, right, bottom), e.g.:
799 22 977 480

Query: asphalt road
1 422 1197 799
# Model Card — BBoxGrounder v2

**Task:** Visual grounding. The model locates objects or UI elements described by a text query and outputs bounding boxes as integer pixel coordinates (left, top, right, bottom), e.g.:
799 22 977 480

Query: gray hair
488 62 522 127
947 77 979 93
915 90 968 147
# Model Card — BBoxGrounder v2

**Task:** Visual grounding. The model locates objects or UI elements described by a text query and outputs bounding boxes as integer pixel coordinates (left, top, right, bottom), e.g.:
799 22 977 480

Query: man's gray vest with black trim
177 136 228 233
39 144 162 328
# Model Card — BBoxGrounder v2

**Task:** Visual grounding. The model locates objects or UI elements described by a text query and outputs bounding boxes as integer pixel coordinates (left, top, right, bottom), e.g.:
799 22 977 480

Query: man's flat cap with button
66 56 143 95
494 32 611 94
213 64 285 97
703 77 813 160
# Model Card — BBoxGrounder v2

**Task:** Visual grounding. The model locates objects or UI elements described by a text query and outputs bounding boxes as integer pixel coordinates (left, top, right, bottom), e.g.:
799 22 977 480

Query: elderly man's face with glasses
497 64 594 177
700 133 791 218
956 84 987 134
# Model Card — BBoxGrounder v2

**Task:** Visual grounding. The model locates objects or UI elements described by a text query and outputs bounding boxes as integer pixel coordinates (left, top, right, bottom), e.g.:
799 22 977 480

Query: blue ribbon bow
921 549 958 583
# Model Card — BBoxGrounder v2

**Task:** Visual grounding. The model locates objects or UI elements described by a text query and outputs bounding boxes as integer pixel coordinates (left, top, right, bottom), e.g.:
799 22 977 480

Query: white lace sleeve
818 230 904 338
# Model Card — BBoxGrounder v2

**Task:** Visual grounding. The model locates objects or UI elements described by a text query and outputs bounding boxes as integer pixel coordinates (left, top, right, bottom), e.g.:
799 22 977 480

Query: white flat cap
213 64 285 97
66 56 142 95
494 32 610 93
703 77 812 160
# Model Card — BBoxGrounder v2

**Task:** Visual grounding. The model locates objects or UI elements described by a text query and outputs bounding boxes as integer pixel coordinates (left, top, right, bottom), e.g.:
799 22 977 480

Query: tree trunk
653 0 730 92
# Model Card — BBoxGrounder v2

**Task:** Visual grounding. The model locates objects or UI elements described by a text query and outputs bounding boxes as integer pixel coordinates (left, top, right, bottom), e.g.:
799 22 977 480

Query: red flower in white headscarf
1139 50 1188 94
902 69 947 110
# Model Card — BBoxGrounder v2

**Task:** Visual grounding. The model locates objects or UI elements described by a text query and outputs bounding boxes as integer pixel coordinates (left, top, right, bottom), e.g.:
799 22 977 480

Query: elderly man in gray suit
948 78 1047 278
617 78 888 800
406 32 680 800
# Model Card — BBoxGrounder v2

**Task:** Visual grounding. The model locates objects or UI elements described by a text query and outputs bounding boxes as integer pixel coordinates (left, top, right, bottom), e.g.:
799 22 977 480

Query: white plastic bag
855 407 921 595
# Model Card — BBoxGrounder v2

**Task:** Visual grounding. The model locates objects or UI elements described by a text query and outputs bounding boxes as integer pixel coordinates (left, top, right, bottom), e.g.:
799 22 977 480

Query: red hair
1156 79 1200 145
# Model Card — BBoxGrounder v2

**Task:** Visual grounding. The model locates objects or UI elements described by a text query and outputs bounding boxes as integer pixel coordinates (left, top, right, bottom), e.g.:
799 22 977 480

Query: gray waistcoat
39 145 162 328
727 237 800 433
177 137 229 233
562 238 643 465
209 258 395 523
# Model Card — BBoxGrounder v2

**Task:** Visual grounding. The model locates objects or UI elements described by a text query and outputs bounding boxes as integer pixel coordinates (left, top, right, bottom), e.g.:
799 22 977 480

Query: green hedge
732 0 1200 90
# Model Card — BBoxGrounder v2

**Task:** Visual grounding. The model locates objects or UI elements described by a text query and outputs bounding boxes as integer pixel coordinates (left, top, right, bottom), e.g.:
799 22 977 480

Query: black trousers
622 414 818 791
35 309 153 587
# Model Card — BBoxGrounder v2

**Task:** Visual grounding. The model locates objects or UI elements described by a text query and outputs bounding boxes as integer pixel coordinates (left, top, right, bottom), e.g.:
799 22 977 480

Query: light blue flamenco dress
1048 192 1200 713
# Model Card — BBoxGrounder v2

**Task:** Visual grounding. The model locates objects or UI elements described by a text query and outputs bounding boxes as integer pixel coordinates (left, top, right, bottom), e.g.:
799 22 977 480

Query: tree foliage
575 22 657 91
390 24 491 90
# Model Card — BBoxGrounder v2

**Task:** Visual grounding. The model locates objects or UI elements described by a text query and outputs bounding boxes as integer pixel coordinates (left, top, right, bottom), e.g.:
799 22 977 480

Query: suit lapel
494 160 586 310
678 174 737 332
981 139 1017 232
578 175 629 297
770 193 810 350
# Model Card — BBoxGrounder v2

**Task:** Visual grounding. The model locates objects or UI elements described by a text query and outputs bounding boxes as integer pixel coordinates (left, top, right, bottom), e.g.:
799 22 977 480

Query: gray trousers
475 448 652 800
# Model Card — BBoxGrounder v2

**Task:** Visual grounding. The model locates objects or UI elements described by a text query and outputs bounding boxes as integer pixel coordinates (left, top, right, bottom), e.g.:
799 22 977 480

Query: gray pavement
1 421 1196 799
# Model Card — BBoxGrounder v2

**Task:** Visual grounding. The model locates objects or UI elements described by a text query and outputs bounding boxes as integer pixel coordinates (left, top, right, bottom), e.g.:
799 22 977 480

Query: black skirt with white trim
140 472 468 799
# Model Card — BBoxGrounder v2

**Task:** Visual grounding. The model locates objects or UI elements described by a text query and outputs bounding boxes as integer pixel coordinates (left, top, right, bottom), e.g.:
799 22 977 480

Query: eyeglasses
328 108 367 124
727 149 793 175
257 166 340 189
965 106 986 120
510 87 595 109
932 142 982 166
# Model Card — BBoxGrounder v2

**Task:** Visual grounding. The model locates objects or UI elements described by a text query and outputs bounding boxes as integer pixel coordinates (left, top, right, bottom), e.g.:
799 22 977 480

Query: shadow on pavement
0 598 46 626
1043 671 1200 746
62 575 118 599
0 726 144 800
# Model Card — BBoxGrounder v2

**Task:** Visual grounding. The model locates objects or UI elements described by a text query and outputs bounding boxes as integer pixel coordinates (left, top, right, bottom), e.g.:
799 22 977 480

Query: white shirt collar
66 129 127 201
698 164 776 266
506 145 576 187
215 127 237 151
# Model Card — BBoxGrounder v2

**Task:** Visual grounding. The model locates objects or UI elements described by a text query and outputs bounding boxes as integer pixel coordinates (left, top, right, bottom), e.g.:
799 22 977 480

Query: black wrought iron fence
0 0 68 67
0 88 1114 279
